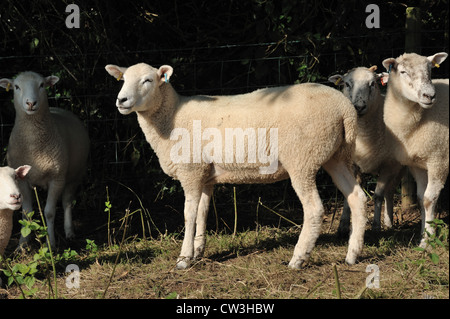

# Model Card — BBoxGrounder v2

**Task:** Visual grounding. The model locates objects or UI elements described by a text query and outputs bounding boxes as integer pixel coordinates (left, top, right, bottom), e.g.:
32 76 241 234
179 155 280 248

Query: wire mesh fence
0 2 448 241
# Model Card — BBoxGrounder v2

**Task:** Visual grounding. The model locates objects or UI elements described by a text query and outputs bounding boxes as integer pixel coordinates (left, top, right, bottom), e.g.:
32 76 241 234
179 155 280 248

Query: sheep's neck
355 93 392 171
357 94 385 139
14 104 56 145
384 86 424 138
136 84 180 152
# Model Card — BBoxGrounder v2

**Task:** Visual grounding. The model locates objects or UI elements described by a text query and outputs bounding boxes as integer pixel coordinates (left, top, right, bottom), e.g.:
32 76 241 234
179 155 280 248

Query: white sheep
105 62 367 270
329 66 403 232
0 165 31 256
381 52 448 247
0 72 90 248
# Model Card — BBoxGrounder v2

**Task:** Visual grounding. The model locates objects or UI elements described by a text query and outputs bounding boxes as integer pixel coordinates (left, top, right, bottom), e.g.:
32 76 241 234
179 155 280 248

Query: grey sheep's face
342 68 378 116
6 72 59 115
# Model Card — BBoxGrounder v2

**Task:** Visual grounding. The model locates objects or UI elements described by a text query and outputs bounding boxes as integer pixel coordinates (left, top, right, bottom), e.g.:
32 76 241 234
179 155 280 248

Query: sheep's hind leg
288 174 325 269
373 164 403 231
194 185 213 260
323 159 367 265
176 188 202 270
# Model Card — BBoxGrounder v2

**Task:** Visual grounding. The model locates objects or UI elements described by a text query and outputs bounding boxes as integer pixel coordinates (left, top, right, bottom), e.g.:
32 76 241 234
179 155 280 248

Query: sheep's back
167 83 356 182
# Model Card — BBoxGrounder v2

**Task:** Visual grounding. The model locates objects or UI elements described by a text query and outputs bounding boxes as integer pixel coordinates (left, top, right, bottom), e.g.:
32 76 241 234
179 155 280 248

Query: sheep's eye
143 78 153 84
345 82 351 88
400 70 408 75
15 85 20 90
39 82 44 88
369 81 375 87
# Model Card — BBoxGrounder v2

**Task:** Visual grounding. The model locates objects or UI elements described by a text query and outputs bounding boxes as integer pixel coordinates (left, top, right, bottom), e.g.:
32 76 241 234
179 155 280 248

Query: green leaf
434 238 444 248
24 276 36 289
430 253 440 265
21 226 32 238
413 247 425 252
165 292 178 299
17 264 30 275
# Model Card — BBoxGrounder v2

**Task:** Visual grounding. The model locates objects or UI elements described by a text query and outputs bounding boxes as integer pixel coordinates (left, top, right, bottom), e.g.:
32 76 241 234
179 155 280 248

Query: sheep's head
329 66 384 116
105 63 173 115
382 52 448 109
0 165 31 211
0 72 59 115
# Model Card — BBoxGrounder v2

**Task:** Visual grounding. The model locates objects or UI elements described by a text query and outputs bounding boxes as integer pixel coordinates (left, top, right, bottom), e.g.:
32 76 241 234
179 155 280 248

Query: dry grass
1 205 448 300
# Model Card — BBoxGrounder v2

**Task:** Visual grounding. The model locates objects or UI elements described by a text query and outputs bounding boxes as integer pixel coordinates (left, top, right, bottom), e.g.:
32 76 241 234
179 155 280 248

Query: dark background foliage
0 0 448 245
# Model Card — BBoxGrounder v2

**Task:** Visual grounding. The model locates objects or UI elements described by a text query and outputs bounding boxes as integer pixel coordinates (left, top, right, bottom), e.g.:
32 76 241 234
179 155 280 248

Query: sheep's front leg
44 181 65 249
18 182 34 248
176 190 202 270
62 185 77 240
419 170 445 248
337 200 351 236
194 185 214 259
409 167 428 246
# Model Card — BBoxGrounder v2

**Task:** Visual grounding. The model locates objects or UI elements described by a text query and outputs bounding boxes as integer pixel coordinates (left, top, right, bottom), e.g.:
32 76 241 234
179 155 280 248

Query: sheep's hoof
345 255 357 265
371 222 382 232
16 238 31 253
418 239 428 249
383 221 393 229
175 257 192 270
15 243 28 254
65 231 76 241
287 259 306 270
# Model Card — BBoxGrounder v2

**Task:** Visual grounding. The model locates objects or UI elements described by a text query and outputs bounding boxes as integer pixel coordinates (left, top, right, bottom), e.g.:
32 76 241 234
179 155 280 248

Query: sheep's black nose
118 97 128 104
10 194 21 200
422 93 436 101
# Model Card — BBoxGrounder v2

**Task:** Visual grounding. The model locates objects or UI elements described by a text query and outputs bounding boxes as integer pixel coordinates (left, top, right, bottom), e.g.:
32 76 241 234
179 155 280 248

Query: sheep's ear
376 72 389 86
328 74 344 86
105 64 127 81
45 76 59 87
157 65 173 85
382 58 397 72
0 78 13 92
15 165 31 179
368 65 377 72
427 52 448 68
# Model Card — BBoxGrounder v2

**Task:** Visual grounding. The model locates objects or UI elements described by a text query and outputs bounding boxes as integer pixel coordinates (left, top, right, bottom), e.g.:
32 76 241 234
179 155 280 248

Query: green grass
1 216 448 299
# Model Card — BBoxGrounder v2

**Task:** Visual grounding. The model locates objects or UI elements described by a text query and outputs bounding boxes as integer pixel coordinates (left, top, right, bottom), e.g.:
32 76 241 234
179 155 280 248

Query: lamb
329 66 403 232
381 52 448 247
0 165 31 256
0 72 90 248
105 62 367 270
